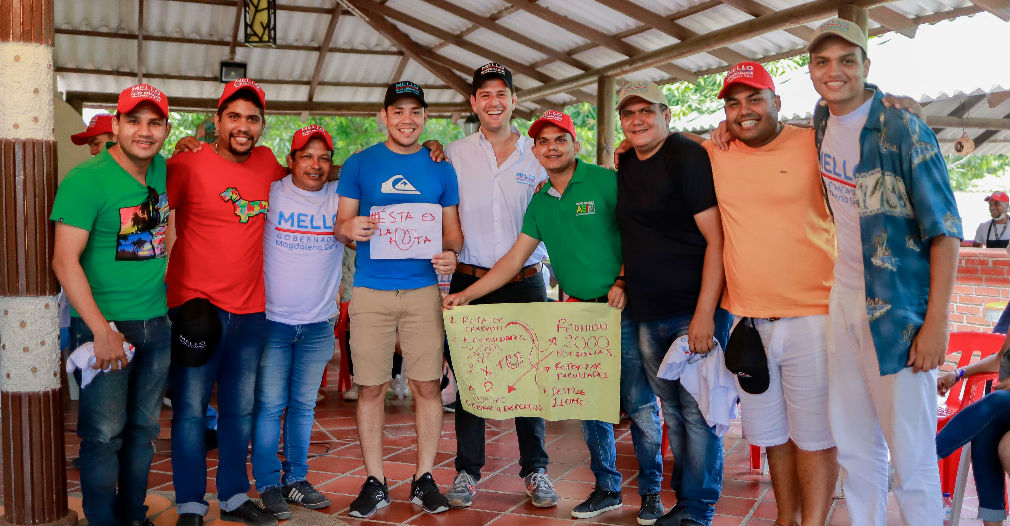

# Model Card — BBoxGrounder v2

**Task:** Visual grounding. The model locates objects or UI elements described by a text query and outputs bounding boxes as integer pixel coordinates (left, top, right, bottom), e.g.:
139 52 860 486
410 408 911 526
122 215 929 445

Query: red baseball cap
528 110 577 140
984 191 1009 203
290 125 334 153
218 78 266 111
718 62 775 99
70 114 115 145
117 83 169 118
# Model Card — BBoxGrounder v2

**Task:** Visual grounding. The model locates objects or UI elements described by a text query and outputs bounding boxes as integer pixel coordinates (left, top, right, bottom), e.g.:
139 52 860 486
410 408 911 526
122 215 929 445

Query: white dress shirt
446 128 548 269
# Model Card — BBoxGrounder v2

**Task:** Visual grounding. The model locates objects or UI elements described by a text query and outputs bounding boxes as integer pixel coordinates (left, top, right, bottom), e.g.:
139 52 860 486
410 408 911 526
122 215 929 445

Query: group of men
54 16 961 526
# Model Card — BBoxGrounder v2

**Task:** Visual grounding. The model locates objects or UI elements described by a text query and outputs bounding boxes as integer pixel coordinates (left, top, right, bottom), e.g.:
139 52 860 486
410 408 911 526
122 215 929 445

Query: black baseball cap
384 81 428 109
170 298 221 367
724 318 770 395
472 62 514 94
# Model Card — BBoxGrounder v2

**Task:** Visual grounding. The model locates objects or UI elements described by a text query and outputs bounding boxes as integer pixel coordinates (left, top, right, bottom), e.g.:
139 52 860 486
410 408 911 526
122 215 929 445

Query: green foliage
946 154 1010 191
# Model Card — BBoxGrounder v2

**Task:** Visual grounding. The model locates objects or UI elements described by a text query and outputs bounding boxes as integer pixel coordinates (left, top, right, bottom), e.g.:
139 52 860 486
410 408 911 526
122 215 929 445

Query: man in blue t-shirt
335 81 463 519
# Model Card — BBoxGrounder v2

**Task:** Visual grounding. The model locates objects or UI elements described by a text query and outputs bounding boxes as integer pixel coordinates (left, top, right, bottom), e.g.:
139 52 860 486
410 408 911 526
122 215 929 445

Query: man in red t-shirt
166 79 286 526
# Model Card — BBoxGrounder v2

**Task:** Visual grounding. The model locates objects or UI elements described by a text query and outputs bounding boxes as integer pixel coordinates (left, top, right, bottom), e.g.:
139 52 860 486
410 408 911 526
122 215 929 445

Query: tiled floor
1 362 989 526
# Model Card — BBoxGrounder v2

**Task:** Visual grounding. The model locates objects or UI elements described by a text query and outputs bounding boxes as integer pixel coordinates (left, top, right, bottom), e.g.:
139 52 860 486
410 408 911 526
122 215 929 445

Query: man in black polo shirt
615 80 732 526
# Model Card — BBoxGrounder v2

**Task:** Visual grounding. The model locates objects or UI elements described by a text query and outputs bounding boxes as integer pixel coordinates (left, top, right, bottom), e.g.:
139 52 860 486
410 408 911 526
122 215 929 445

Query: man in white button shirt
442 63 558 510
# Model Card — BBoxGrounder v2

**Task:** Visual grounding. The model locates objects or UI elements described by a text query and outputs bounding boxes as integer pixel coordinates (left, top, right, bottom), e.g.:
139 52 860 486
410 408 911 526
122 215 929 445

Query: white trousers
827 286 943 526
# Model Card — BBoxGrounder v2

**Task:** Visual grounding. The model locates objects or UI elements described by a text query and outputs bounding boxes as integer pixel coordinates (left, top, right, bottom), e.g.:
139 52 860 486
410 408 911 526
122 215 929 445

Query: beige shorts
348 285 444 386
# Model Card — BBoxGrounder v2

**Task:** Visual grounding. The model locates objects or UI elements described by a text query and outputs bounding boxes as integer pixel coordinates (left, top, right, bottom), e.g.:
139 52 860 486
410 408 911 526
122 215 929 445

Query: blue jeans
169 308 267 515
936 390 1010 522
580 315 663 494
637 308 732 526
71 315 171 526
252 318 335 492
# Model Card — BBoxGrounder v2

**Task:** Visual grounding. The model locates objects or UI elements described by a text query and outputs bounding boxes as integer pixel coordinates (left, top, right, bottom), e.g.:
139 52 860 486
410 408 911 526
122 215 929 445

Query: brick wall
949 247 1010 332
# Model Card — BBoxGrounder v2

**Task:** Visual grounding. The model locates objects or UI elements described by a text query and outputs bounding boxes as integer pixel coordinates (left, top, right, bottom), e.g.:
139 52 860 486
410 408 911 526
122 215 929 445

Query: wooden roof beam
65 91 472 115
167 0 352 16
137 0 145 83
308 5 342 102
518 0 898 101
868 6 918 38
351 0 598 101
592 0 750 66
337 0 470 97
498 0 698 83
719 0 816 42
54 28 403 55
390 55 410 83
969 0 1010 21
55 66 450 89
229 0 242 59
421 0 588 72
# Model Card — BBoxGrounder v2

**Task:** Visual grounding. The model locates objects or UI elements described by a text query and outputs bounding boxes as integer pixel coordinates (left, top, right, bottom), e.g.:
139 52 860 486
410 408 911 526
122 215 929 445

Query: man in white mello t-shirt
251 125 345 520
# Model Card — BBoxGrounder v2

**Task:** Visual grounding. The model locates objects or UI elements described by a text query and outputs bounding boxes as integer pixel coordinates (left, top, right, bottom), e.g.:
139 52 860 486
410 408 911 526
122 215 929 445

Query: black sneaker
410 472 449 514
175 514 203 526
571 488 622 519
349 476 390 518
282 479 331 509
260 486 292 519
637 492 664 525
219 500 278 526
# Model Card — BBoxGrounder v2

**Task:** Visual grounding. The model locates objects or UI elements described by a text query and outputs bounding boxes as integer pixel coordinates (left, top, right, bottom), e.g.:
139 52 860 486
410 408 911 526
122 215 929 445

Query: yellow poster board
444 302 621 423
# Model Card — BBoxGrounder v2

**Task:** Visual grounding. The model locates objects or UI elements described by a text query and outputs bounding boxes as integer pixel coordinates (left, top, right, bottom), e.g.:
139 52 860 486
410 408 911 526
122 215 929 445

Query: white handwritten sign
369 203 442 259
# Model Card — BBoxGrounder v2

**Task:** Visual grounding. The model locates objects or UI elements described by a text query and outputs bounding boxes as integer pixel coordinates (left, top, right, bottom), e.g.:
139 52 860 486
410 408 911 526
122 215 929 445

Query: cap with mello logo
617 80 666 110
290 125 334 153
71 114 115 145
384 81 428 108
808 17 868 55
117 83 169 118
472 62 514 94
218 78 267 111
717 61 775 99
527 110 576 139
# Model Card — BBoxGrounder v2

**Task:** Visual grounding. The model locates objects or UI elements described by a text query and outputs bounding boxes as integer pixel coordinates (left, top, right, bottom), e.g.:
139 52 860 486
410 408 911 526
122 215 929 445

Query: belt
567 294 609 303
456 262 542 283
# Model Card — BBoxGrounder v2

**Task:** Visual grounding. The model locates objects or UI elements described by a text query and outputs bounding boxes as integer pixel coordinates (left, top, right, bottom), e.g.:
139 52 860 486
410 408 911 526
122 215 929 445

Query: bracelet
956 367 966 381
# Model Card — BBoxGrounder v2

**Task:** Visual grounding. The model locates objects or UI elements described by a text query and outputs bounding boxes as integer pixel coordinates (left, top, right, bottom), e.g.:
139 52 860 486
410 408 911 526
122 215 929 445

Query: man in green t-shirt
443 111 664 524
51 83 172 526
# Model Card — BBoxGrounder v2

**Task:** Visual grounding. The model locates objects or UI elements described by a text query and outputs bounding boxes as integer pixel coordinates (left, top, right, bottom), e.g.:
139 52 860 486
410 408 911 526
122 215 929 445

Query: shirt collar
543 159 584 198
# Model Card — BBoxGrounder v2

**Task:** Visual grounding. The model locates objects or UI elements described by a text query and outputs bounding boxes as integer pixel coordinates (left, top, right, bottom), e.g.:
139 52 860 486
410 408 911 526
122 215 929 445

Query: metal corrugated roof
54 0 1004 120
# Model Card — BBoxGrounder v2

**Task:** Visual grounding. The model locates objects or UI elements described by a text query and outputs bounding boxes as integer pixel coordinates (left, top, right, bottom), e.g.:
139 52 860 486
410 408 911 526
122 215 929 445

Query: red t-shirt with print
166 145 287 313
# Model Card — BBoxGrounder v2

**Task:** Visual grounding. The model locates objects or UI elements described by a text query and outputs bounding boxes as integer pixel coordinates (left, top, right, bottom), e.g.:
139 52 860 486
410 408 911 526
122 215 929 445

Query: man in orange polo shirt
703 62 838 526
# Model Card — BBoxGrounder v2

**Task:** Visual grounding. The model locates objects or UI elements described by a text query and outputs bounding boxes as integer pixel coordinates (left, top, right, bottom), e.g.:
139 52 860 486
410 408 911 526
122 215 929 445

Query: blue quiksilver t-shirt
337 142 459 290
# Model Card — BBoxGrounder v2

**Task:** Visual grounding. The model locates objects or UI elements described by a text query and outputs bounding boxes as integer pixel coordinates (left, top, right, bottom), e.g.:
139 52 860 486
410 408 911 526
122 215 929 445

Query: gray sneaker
524 468 558 508
446 471 476 508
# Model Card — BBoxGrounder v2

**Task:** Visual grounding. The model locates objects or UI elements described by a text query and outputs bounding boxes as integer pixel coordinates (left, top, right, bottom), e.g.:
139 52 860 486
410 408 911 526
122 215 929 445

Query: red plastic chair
334 301 352 392
936 331 1004 495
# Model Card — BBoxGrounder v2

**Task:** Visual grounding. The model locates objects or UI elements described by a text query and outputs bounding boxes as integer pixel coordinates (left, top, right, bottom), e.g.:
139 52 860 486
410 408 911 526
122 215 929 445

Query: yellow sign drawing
444 302 621 423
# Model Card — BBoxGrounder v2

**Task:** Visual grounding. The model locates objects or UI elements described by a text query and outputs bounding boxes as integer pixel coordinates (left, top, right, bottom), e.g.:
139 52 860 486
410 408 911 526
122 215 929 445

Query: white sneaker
390 374 409 400
343 383 359 401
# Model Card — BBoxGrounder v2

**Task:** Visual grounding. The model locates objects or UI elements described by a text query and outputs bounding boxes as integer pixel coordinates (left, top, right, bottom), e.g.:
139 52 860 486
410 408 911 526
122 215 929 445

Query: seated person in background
972 191 1010 248
936 333 1010 526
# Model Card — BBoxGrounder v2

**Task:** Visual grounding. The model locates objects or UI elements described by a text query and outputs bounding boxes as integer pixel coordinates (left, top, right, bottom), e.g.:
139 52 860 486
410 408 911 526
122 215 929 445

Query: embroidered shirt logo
220 187 269 223
515 172 537 187
380 174 421 195
575 201 596 216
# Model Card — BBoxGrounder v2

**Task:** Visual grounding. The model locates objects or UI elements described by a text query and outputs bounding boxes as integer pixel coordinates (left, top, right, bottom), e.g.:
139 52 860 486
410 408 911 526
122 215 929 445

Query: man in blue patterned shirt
809 18 961 526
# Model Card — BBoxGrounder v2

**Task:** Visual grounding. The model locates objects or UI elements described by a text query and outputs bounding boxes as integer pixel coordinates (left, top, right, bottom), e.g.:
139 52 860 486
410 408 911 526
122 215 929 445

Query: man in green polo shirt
51 83 173 526
443 110 664 524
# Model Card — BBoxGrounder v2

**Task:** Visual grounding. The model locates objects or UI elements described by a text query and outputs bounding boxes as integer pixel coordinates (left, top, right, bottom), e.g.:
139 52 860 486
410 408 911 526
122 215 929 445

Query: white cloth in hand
65 322 136 388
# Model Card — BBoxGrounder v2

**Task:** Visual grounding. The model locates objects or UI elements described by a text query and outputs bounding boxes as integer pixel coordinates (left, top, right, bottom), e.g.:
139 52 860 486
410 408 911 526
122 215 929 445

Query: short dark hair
217 90 265 117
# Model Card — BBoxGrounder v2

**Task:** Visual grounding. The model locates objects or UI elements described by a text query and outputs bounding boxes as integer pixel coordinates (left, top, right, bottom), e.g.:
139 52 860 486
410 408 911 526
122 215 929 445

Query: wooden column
0 0 76 524
838 4 870 35
596 75 616 169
